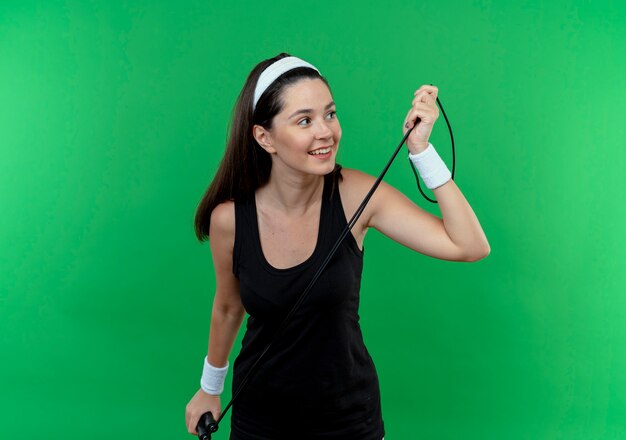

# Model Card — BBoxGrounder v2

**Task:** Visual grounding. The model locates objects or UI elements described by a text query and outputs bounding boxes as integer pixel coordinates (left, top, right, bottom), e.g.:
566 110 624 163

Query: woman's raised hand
402 85 440 155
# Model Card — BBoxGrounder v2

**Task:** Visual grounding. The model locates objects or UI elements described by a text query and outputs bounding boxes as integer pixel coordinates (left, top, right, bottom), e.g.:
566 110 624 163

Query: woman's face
257 78 342 177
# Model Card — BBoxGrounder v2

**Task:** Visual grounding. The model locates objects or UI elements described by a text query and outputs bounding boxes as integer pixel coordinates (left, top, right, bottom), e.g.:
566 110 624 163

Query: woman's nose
315 119 333 138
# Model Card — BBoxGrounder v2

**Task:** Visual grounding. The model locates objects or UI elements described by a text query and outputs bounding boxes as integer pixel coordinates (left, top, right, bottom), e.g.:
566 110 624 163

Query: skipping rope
197 91 455 439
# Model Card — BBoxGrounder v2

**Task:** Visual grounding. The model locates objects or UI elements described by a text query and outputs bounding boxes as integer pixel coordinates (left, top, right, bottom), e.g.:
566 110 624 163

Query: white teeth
308 147 331 155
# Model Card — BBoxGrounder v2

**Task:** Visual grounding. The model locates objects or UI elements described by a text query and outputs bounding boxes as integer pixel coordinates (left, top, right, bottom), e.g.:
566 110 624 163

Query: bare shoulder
209 200 235 236
338 167 397 210
337 167 379 205
338 165 426 231
208 201 242 306
339 167 398 193
338 167 377 188
336 167 382 235
209 200 236 258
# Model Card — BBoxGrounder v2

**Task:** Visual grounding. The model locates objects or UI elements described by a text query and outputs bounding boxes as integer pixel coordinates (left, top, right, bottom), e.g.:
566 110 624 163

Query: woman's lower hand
185 388 222 436
403 84 440 154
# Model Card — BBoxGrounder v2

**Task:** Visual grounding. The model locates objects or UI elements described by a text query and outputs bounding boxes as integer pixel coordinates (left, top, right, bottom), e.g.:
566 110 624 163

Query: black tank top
230 168 385 440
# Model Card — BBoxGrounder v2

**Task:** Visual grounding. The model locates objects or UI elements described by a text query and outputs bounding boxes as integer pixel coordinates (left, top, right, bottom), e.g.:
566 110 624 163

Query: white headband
253 56 320 111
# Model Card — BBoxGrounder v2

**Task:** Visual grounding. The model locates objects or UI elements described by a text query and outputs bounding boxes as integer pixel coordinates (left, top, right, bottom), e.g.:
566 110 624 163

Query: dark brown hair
194 52 334 242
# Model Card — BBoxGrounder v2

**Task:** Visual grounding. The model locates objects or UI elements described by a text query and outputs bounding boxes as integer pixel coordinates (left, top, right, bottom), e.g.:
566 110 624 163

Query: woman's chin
306 152 336 174
311 159 336 175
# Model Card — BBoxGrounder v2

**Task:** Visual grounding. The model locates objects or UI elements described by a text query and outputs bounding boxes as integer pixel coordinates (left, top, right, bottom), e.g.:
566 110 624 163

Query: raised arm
340 169 489 262
372 176 489 261
340 84 490 262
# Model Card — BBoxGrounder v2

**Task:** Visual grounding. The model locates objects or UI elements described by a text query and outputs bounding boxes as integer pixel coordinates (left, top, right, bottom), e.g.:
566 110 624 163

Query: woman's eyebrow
287 101 336 119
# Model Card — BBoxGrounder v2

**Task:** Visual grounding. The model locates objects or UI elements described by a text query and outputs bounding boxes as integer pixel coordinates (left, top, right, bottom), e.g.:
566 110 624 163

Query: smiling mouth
308 146 332 155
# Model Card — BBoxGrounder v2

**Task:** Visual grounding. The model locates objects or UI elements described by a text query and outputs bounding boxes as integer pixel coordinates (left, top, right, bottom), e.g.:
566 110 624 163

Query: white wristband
200 356 229 395
408 142 452 190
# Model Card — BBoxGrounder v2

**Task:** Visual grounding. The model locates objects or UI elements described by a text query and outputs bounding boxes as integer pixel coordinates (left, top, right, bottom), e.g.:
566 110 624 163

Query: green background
1 1 625 439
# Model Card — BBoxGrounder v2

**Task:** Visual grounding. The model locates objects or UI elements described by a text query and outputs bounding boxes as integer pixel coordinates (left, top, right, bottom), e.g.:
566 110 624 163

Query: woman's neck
258 169 324 215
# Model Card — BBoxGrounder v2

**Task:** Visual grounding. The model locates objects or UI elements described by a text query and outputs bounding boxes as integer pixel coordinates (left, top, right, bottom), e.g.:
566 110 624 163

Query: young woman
185 53 490 439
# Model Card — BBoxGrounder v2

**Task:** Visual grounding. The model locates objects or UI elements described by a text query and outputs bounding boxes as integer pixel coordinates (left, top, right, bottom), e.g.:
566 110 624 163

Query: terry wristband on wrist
200 356 229 395
408 142 452 190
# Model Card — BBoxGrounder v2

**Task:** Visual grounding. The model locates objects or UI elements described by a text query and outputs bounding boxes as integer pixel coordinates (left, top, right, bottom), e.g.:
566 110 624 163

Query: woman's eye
298 111 336 127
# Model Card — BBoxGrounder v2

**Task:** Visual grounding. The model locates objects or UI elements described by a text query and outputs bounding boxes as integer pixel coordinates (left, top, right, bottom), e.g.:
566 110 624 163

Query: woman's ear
252 124 276 154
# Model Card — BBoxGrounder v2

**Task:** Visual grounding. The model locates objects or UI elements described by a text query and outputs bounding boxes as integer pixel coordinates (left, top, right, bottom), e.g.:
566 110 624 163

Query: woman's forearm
433 179 490 261
207 303 245 367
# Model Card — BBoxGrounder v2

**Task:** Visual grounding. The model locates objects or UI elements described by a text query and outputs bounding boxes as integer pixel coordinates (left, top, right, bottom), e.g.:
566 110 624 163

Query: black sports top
230 167 385 440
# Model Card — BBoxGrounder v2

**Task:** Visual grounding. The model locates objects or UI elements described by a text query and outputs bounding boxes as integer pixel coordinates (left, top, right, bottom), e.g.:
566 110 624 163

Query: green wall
1 1 625 439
